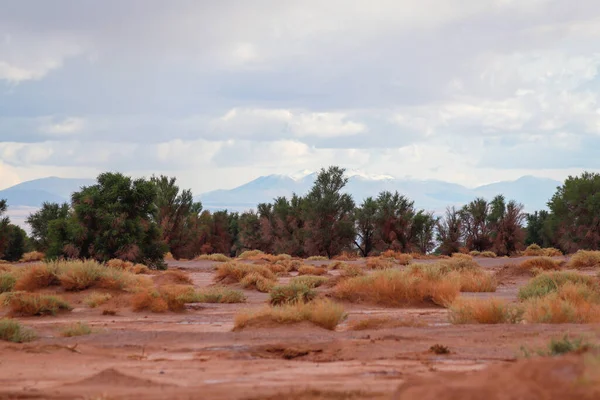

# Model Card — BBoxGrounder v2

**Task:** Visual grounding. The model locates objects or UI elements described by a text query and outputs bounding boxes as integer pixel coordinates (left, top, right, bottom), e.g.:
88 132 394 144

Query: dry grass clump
520 257 561 271
480 251 497 258
523 244 563 257
237 250 291 263
1 292 72 316
238 250 265 259
194 286 246 303
84 292 113 308
275 259 302 272
451 253 473 260
518 271 598 301
131 289 169 312
409 261 496 292
240 272 276 292
61 322 92 337
19 251 45 262
366 257 395 270
214 262 275 284
339 263 366 277
106 259 150 274
449 298 523 324
195 253 231 262
523 282 600 323
306 256 328 261
234 299 345 331
290 275 328 288
568 250 600 269
164 252 175 260
297 265 327 276
327 261 349 270
156 270 193 285
348 316 425 330
14 263 59 291
0 272 16 293
380 250 413 265
469 251 481 256
0 319 36 342
265 263 289 275
333 269 460 307
269 282 316 305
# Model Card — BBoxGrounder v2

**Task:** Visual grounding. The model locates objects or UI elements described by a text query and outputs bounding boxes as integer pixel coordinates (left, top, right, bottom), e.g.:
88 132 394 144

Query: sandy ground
0 256 598 399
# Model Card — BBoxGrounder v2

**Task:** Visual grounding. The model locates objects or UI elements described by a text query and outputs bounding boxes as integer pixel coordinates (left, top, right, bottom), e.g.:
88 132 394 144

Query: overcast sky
1 0 599 193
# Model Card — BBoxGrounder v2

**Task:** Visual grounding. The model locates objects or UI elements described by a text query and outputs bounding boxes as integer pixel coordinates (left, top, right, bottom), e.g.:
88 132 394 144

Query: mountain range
1 173 561 231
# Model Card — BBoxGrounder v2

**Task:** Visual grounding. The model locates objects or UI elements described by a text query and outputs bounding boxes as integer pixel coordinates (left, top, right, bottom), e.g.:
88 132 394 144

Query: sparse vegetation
518 271 597 301
194 286 246 303
19 251 45 262
523 244 562 257
339 263 366 277
195 253 231 262
519 257 561 271
480 251 497 258
269 282 316 305
0 319 36 342
568 250 600 269
521 335 594 357
430 344 450 354
306 256 328 261
366 257 395 270
1 292 72 316
84 292 113 308
61 322 93 337
449 298 523 324
333 269 460 307
240 272 276 292
214 262 275 284
0 272 16 293
290 275 328 288
234 299 346 330
297 265 327 275
523 282 600 323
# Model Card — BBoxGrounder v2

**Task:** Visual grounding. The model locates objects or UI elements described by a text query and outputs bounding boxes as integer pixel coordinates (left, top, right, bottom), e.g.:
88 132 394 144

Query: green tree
151 175 203 259
3 225 27 262
547 172 600 251
374 191 415 252
411 210 438 254
525 210 553 247
303 166 355 258
436 206 463 255
460 198 493 252
487 195 525 256
26 202 70 251
0 200 9 259
64 172 167 268
354 197 378 256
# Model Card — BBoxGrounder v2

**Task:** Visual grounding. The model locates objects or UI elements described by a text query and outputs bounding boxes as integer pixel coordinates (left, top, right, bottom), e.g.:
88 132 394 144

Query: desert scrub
306 256 328 261
84 292 113 308
214 262 275 284
451 253 473 260
237 250 265 259
519 257 561 271
61 321 93 337
523 335 594 357
410 262 496 292
333 269 460 307
449 298 523 324
290 275 328 288
19 251 45 262
195 253 231 262
240 272 276 292
194 286 246 303
366 257 395 270
380 250 413 265
348 316 425 330
0 319 36 342
523 244 563 257
339 263 366 277
522 282 600 323
0 272 16 293
517 271 598 301
234 299 345 331
269 282 316 305
480 251 497 258
297 265 327 276
568 250 600 269
327 261 349 270
1 292 72 316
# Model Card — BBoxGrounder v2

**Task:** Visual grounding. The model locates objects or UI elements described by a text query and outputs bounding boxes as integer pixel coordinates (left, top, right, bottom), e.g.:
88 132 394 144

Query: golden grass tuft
158 270 193 285
523 282 600 323
14 263 59 291
380 250 413 265
409 261 496 292
233 299 345 331
332 251 359 261
480 251 497 258
84 292 113 308
327 261 348 270
449 297 523 324
214 262 275 283
366 257 395 270
348 316 425 330
451 253 473 260
0 319 36 342
306 256 328 261
61 321 92 337
333 269 460 307
297 265 327 276
518 271 598 301
19 251 45 263
520 257 561 271
568 250 600 269
339 263 366 277
447 270 497 292
523 244 563 257
0 272 16 293
164 252 175 260
240 272 276 292
195 253 231 262
469 251 481 256
1 292 72 316
290 275 329 288
131 289 169 313
194 286 246 303
269 282 316 305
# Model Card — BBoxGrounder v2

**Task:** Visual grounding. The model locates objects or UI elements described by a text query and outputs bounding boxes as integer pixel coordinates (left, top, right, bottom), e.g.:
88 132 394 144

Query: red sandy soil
0 256 598 399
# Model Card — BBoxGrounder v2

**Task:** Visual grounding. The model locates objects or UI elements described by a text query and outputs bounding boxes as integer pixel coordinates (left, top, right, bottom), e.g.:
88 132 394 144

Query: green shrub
0 319 36 342
518 271 597 301
0 272 16 293
270 283 316 305
290 275 328 288
61 322 92 337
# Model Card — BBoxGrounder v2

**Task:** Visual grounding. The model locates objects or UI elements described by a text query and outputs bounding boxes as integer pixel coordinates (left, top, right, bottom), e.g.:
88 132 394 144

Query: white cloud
40 117 85 136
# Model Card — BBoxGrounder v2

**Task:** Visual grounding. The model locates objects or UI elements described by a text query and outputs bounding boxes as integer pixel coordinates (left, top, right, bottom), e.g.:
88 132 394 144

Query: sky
1 0 600 194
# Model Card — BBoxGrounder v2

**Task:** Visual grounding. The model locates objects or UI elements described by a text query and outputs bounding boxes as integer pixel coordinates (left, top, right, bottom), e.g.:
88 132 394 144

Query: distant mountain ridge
0 174 561 231
197 172 561 214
